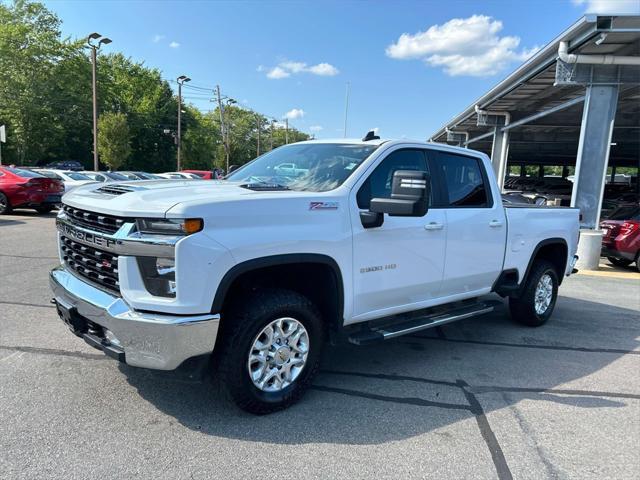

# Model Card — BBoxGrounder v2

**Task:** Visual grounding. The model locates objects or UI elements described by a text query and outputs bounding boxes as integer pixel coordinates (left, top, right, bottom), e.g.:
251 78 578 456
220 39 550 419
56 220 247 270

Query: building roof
430 14 640 168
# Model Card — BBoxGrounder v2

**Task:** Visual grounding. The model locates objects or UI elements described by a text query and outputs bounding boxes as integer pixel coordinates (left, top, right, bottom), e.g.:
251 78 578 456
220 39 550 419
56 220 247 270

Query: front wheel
509 260 559 327
34 205 54 214
216 288 325 415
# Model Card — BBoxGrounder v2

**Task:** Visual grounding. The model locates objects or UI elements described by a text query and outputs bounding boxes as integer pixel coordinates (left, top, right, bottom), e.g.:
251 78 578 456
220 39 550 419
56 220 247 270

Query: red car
600 204 640 272
0 166 64 215
181 169 223 180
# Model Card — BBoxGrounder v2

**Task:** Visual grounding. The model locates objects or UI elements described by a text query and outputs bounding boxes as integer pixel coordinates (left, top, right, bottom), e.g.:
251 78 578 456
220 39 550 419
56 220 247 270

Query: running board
347 301 500 346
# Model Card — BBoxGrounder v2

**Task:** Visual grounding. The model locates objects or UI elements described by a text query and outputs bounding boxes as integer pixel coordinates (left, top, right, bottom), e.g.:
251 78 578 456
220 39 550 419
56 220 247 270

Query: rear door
433 151 506 296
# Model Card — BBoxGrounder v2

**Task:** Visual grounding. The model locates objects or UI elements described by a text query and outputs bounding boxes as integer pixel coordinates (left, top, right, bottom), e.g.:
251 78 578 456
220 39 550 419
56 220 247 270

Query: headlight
136 218 203 235
137 257 177 297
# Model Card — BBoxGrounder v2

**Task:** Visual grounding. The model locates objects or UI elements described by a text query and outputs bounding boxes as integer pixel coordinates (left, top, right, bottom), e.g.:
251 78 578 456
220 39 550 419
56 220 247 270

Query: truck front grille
62 205 128 235
60 236 120 294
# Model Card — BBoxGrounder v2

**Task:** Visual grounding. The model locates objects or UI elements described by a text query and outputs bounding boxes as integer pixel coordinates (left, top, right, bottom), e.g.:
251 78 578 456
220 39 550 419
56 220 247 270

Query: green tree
97 112 131 170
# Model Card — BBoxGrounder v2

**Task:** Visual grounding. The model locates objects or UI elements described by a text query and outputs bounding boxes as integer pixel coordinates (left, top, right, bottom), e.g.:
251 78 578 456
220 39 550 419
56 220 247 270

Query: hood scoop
96 184 148 196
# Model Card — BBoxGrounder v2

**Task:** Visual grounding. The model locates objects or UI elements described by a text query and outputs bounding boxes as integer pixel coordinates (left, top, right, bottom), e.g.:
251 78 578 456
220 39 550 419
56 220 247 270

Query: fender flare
520 237 569 288
210 253 344 318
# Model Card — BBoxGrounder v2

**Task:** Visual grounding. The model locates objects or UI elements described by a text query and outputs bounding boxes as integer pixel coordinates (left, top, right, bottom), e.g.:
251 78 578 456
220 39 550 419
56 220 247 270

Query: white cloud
572 0 640 14
169 41 180 48
309 125 323 132
263 60 339 79
307 62 340 76
152 34 165 43
386 15 538 77
284 108 305 120
267 66 291 79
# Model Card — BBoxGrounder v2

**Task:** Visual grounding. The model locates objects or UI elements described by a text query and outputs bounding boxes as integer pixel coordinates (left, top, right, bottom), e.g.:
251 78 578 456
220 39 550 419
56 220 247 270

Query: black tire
216 288 325 415
34 205 54 214
509 260 559 327
0 192 11 215
635 253 640 273
607 256 632 268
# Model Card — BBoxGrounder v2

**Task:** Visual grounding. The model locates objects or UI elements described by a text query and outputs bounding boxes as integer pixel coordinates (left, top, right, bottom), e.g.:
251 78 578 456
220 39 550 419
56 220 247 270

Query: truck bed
503 206 580 280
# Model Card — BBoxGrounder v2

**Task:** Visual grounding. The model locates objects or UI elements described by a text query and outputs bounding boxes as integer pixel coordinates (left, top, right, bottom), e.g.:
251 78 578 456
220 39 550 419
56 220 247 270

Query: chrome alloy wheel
534 273 554 315
247 317 310 392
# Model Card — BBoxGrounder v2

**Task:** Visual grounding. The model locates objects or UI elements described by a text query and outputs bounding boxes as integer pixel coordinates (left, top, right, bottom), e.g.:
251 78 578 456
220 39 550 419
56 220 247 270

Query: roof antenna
362 130 380 141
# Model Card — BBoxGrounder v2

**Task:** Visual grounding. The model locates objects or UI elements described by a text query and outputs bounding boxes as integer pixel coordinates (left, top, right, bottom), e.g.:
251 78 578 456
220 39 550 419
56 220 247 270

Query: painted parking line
576 268 639 280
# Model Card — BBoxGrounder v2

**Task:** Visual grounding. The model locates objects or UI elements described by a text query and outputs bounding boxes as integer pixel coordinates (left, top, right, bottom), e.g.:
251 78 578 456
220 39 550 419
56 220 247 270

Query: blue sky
43 0 639 140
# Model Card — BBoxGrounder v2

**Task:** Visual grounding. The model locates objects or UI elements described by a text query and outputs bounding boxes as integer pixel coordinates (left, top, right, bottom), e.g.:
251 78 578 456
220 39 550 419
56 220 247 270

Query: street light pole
343 81 350 138
176 75 191 171
256 114 261 157
86 33 111 171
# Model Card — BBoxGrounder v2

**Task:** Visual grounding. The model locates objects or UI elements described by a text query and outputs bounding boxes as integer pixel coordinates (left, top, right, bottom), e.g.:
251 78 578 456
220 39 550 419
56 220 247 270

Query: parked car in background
274 162 308 177
158 172 202 179
45 161 84 171
118 171 163 180
35 169 96 192
180 169 223 179
600 203 640 271
0 166 64 214
81 171 130 182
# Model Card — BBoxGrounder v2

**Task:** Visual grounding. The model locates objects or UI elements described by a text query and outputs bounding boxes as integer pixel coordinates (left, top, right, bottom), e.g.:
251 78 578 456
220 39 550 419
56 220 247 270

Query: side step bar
348 300 501 346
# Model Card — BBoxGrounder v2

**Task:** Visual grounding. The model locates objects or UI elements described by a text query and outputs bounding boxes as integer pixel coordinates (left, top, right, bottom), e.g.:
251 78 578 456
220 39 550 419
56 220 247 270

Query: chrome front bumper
50 266 220 370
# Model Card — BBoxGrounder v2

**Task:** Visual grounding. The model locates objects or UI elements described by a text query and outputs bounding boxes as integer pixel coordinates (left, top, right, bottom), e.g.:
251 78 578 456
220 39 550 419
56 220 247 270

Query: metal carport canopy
429 14 640 170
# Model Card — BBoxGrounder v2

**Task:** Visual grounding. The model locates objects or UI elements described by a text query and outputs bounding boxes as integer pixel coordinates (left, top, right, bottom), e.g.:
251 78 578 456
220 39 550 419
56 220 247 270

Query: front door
350 148 446 322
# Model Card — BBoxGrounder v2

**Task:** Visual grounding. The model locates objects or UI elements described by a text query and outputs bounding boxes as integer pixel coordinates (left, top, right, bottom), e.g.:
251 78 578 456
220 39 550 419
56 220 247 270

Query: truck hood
61 180 265 217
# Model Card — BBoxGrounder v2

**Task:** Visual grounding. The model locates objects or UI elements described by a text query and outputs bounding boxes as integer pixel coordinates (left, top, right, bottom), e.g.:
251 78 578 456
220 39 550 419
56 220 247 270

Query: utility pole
343 81 350 138
176 75 191 171
87 33 112 171
216 85 230 173
256 114 261 157
0 125 5 166
269 120 274 150
285 118 289 144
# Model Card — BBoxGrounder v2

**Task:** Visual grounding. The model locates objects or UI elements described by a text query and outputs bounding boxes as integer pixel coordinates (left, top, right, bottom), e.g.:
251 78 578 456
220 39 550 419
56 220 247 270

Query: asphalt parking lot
1 212 639 480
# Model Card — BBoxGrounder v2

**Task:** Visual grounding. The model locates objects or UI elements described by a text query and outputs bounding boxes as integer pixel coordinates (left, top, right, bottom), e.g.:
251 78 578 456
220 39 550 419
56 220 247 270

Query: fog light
104 329 122 348
136 257 177 297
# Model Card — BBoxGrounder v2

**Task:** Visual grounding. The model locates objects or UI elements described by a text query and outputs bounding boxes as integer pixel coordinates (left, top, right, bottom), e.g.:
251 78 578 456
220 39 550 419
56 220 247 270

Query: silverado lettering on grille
56 220 116 249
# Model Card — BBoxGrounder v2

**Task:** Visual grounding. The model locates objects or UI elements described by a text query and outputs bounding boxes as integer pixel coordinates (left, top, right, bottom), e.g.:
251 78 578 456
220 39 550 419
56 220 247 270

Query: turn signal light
183 218 204 234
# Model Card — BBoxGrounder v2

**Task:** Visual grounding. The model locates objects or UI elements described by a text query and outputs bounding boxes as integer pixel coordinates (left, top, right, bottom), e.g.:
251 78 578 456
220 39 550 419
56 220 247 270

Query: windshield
105 171 128 181
64 171 92 181
226 143 379 192
607 205 640 221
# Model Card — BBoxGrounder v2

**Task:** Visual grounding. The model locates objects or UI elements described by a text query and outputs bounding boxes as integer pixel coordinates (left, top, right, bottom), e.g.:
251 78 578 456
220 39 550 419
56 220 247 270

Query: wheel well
528 240 568 285
214 257 344 333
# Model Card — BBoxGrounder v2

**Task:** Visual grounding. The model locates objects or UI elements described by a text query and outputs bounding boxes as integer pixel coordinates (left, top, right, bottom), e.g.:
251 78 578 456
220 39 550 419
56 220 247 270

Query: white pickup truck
50 136 579 414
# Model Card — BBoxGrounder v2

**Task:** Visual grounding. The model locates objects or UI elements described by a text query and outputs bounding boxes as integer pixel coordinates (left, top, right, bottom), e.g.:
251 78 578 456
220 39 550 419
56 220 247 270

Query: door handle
489 220 504 228
424 222 444 231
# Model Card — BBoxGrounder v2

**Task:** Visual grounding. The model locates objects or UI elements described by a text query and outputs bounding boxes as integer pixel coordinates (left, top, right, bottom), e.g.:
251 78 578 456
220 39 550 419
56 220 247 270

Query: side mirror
359 210 383 229
370 170 430 217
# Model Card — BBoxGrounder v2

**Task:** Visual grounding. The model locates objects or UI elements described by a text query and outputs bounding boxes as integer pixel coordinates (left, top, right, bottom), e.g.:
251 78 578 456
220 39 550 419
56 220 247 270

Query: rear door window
434 152 491 208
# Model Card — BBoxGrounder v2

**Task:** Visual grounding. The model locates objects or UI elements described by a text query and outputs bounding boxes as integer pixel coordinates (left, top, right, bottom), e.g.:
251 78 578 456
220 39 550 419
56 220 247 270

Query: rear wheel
34 205 54 214
509 260 559 327
216 288 325 415
607 256 632 268
0 192 11 215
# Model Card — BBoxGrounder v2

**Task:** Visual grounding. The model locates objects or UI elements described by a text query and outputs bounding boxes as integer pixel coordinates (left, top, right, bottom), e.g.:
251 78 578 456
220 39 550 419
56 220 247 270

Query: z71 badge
309 202 338 210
